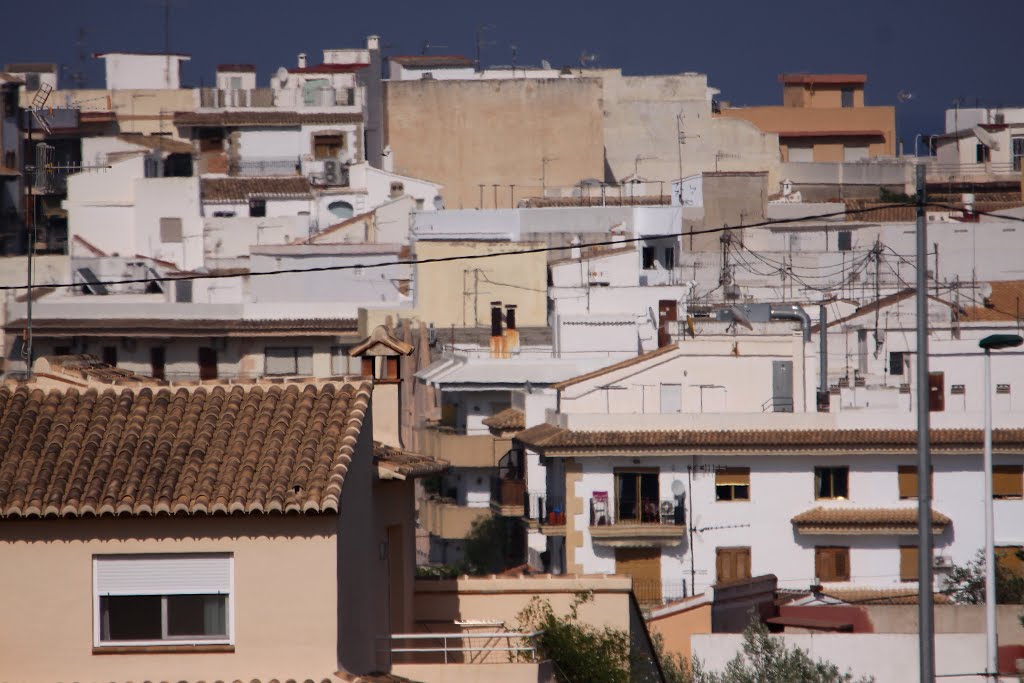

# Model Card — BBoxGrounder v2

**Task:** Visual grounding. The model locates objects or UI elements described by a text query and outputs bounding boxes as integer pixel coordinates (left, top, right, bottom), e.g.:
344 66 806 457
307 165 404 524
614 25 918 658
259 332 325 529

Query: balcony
419 424 510 469
523 494 567 536
924 160 1021 183
490 477 526 517
199 87 275 108
420 497 491 540
588 497 686 548
230 157 301 177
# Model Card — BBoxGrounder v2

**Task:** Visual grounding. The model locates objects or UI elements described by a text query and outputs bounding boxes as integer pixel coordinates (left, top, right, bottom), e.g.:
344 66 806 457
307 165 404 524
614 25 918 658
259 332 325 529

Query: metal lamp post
978 332 1023 679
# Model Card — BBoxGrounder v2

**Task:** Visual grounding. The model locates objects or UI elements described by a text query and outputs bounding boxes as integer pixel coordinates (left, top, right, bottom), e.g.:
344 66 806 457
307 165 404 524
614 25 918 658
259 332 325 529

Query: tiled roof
217 63 257 72
348 326 415 357
175 111 363 127
822 588 952 605
374 441 448 480
289 63 368 74
962 280 1024 322
779 74 867 86
551 345 679 390
5 317 359 338
34 354 161 387
482 407 526 432
0 381 371 518
791 506 950 533
516 426 1024 455
390 55 474 68
779 130 884 138
3 62 57 73
202 177 313 202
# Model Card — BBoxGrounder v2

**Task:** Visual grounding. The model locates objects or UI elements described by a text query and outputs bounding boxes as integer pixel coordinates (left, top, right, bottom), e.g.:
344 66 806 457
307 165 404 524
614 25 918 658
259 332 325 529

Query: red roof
217 63 256 72
780 130 885 138
390 55 474 68
780 73 868 86
289 63 368 74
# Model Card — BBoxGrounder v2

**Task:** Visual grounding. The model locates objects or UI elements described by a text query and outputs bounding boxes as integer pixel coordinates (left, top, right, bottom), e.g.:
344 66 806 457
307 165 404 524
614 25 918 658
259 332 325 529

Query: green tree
696 617 874 683
942 548 1024 604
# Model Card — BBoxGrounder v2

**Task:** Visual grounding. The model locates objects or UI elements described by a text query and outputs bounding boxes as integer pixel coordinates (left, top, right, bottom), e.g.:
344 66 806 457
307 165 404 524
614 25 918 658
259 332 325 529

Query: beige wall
392 661 553 683
22 88 199 138
413 575 633 633
719 105 896 160
782 84 865 109
648 603 712 660
384 78 605 209
865 604 1024 643
413 241 548 328
0 514 339 683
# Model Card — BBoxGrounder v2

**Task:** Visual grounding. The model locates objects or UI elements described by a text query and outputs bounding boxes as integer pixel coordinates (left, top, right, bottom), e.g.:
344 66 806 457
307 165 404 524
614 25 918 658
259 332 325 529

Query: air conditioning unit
323 159 340 185
933 555 953 569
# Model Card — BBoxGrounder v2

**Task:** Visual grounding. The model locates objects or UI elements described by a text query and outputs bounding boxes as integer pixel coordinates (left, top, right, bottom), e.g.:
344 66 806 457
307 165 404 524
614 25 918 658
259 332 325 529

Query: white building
96 52 190 90
510 322 1024 606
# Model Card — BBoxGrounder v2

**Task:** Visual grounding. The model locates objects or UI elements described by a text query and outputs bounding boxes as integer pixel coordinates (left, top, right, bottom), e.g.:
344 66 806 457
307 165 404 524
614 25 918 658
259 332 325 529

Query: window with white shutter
93 554 233 646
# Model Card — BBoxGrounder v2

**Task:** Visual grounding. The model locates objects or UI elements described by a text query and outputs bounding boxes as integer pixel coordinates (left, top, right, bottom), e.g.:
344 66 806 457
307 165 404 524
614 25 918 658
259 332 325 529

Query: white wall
693 633 987 683
134 177 203 270
101 54 187 90
64 154 145 258
248 248 410 304
204 216 311 259
237 129 304 159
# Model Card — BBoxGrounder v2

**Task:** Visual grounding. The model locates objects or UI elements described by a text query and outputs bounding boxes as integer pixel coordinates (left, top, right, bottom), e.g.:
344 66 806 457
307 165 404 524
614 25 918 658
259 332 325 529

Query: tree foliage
941 548 1024 605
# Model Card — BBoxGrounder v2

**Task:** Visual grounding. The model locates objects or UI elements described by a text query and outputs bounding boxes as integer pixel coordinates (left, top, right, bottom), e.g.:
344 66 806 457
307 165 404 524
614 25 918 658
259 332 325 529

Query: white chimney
298 53 307 68
367 35 380 51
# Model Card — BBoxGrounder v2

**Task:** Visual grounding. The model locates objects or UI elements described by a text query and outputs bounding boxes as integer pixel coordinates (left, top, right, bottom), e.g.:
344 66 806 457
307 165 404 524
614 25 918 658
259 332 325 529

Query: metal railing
924 160 1020 179
199 87 275 108
761 396 794 413
383 630 542 665
633 579 689 607
525 494 566 526
590 497 685 526
230 157 300 176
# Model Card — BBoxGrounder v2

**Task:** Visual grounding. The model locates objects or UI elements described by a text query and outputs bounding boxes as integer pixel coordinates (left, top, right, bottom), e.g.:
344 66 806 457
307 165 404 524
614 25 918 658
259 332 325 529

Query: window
889 351 906 376
102 346 118 367
929 372 945 412
976 144 991 163
327 200 354 219
54 345 71 356
150 347 166 381
642 246 656 270
614 469 659 523
1013 137 1024 172
159 217 183 243
331 346 358 375
248 199 266 218
843 145 869 162
716 467 750 501
841 88 854 108
900 546 918 582
837 230 852 252
198 347 218 381
898 465 933 499
815 466 848 500
664 247 676 270
788 145 813 162
4 151 15 170
716 547 752 584
993 465 1023 499
94 554 231 646
314 133 345 160
229 76 242 90
24 73 40 91
265 347 314 376
815 546 850 582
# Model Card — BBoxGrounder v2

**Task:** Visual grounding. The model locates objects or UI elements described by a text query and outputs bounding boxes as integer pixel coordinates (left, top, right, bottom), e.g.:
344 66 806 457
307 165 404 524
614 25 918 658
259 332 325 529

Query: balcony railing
199 87 275 108
925 160 1020 181
490 477 526 515
633 579 688 607
524 494 567 530
588 496 686 547
383 630 542 665
230 157 301 176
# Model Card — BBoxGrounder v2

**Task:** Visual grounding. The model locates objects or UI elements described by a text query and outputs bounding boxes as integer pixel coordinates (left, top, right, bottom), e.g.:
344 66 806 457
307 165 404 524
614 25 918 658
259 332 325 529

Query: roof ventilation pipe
490 301 506 359
769 304 811 343
504 304 520 355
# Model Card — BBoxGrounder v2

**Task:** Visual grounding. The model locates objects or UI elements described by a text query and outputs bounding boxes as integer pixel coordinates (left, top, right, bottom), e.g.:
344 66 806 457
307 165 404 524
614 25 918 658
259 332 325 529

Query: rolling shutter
95 554 231 596
900 546 918 581
993 465 1023 498
898 466 917 499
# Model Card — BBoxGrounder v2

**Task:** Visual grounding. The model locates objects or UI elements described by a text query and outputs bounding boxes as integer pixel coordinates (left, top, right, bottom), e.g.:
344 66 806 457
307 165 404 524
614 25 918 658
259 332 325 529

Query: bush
942 548 1024 604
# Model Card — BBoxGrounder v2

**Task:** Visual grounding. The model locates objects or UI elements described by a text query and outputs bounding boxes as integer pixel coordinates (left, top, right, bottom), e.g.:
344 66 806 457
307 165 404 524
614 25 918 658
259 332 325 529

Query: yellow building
718 74 896 163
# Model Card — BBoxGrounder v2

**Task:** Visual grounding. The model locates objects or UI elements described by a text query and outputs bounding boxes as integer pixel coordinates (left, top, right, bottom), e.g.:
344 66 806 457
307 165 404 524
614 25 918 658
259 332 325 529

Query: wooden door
198 347 218 381
815 546 850 582
616 547 662 604
928 372 945 412
716 547 752 585
658 300 678 348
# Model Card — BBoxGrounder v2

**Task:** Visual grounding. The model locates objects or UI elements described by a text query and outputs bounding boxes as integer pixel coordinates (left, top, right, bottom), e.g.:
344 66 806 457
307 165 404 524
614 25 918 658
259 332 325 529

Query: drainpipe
490 301 505 358
769 304 811 342
504 304 520 354
818 304 829 412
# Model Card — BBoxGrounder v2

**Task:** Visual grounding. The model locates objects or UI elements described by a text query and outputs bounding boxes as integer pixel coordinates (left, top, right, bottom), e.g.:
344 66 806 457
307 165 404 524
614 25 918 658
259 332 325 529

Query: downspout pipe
769 304 811 343
818 304 829 412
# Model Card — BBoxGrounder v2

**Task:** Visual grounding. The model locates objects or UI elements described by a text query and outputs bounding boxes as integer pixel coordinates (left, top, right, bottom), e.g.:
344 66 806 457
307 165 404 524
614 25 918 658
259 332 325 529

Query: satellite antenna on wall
275 66 289 86
579 51 598 68
897 90 914 103
671 480 685 498
980 282 993 305
541 59 552 70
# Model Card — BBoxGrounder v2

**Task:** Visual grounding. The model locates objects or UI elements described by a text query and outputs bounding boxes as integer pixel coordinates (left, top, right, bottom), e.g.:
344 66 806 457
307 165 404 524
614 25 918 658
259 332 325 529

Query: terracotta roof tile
175 111 362 127
217 63 257 72
5 317 359 338
551 345 679 390
202 177 313 202
779 74 867 85
374 441 448 479
482 407 525 432
34 354 162 386
0 381 371 518
390 55 474 68
516 426 1024 455
791 506 950 534
822 588 952 605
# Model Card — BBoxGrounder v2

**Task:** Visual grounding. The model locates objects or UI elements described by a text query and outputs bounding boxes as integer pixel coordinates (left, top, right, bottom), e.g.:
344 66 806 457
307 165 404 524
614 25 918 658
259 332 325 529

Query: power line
2 204 913 292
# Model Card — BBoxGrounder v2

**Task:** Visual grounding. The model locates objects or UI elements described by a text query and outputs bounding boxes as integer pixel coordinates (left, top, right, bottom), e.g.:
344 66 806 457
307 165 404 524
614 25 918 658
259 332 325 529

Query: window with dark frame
313 133 345 160
841 88 854 108
102 346 118 367
150 347 166 381
837 230 852 251
814 466 849 500
614 469 660 523
248 199 266 218
976 144 991 163
889 351 905 376
715 467 750 501
642 247 656 270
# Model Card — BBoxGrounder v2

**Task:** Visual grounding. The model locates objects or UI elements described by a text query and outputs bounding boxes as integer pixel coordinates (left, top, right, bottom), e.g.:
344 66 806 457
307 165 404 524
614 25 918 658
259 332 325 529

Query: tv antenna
420 40 449 55
474 24 496 71
579 51 599 68
897 90 914 103
509 43 518 72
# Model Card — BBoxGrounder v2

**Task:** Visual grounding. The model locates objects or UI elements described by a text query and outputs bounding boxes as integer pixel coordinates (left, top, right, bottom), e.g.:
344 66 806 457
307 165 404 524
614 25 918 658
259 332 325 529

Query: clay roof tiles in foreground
516 426 1024 455
481 407 526 432
0 381 371 518
5 317 359 338
374 441 448 479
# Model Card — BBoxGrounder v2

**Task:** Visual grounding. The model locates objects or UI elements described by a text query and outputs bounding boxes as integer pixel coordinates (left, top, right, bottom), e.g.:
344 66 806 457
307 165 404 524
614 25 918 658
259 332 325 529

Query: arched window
327 200 354 220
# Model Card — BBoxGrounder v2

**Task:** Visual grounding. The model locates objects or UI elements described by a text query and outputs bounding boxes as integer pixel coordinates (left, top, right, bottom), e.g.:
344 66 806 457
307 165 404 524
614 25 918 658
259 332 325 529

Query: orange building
718 74 896 163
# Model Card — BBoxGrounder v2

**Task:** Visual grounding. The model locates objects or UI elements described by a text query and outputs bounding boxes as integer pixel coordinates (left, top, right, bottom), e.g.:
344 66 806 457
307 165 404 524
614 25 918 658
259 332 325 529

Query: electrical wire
2 204 916 292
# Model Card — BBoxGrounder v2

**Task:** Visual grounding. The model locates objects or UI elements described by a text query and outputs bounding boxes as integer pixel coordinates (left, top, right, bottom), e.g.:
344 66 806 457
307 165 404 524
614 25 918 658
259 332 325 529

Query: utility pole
914 163 935 683
24 110 34 378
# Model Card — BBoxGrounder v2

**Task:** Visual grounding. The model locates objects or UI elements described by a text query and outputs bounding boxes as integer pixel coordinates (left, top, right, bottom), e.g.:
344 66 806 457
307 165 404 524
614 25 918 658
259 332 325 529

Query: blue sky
5 0 1022 146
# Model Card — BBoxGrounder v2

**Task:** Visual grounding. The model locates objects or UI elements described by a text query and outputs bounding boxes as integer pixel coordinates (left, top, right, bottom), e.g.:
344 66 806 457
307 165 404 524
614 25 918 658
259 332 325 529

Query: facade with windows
512 336 1024 607
0 371 442 682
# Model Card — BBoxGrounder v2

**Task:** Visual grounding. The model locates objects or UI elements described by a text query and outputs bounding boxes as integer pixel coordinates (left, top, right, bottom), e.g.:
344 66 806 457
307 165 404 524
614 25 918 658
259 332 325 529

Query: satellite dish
541 59 552 70
276 66 289 84
897 90 914 103
980 282 993 299
729 305 753 330
671 480 685 498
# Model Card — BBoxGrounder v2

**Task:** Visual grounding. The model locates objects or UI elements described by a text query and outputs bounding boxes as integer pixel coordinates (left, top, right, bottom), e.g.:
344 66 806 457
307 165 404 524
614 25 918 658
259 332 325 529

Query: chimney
367 35 381 51
490 301 506 359
298 53 307 69
504 304 520 354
